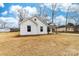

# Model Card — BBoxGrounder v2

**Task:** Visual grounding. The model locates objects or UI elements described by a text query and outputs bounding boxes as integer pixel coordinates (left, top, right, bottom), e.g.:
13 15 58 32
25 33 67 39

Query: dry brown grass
0 32 79 56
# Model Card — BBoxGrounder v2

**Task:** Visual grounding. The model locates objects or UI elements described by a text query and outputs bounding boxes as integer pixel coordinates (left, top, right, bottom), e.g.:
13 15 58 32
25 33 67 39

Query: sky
0 3 79 28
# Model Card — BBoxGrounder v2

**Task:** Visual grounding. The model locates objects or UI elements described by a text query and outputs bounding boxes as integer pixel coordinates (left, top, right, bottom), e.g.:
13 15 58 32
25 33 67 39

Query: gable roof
20 16 49 25
20 18 38 25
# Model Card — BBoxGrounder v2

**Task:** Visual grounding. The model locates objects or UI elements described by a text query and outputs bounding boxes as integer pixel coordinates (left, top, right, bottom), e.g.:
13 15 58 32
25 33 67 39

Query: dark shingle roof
21 16 50 25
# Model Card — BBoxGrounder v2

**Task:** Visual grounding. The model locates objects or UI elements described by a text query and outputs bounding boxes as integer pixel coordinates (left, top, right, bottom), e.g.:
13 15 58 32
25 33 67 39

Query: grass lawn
0 32 79 56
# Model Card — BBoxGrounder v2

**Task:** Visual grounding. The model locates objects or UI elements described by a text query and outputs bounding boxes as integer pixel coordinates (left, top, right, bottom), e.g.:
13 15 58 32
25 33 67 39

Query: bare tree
3 21 7 28
70 12 79 32
0 21 7 29
51 3 57 23
51 3 57 34
65 5 71 32
67 4 79 32
17 8 27 29
18 9 27 22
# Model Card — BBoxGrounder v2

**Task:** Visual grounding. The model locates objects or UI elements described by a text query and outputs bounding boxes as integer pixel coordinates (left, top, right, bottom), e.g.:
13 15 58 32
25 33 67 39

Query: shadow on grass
58 31 79 34
14 33 56 38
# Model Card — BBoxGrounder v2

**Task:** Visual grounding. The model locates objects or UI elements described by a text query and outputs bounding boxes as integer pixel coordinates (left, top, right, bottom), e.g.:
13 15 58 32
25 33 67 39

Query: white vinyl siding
20 17 47 35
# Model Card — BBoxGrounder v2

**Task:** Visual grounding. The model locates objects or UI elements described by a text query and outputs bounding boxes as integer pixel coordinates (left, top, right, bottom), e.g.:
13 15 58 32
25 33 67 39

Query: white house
20 16 54 35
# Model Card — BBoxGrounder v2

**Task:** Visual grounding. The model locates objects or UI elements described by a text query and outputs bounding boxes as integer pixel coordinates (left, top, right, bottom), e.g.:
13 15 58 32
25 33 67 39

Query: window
27 25 31 32
34 19 36 21
40 26 43 32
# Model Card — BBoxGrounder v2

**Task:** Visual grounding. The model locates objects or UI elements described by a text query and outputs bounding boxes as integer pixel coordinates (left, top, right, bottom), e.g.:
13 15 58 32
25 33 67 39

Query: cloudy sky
0 3 79 28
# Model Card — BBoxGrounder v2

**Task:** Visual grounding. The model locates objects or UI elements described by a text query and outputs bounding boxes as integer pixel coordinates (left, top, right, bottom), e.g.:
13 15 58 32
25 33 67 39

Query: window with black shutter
27 25 31 32
40 26 43 32
34 19 36 21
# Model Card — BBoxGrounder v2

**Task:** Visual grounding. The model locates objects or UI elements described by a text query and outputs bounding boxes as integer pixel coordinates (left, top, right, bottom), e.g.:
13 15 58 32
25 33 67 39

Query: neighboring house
57 25 66 32
20 16 54 35
57 25 74 32
74 25 79 32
